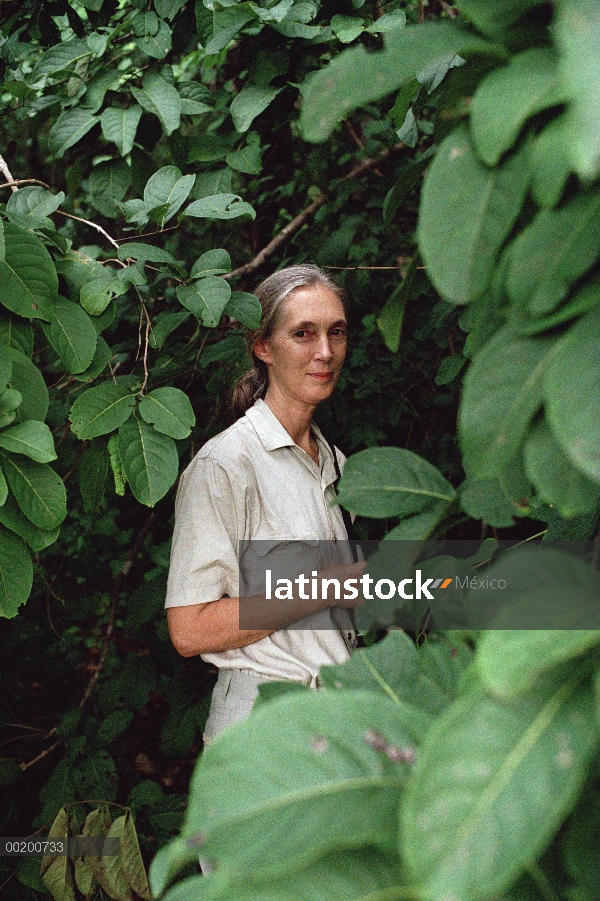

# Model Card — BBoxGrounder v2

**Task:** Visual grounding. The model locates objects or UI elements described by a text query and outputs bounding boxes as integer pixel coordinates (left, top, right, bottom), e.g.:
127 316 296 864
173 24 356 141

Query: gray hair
230 264 346 418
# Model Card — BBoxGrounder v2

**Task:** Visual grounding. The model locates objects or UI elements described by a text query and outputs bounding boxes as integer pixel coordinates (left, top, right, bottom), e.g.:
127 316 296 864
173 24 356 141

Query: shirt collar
244 399 296 451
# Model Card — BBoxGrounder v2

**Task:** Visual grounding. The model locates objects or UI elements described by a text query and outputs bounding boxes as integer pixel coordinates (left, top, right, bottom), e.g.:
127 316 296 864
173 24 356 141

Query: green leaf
69 381 136 440
48 108 100 158
79 438 109 513
300 22 503 142
131 72 181 136
436 354 466 386
176 690 425 879
367 9 407 32
40 808 77 901
143 166 196 227
0 467 6 505
506 190 600 317
31 38 92 80
418 126 529 304
0 313 33 357
0 222 58 321
45 297 98 374
223 291 261 328
9 348 49 423
138 387 195 439
459 327 558 479
159 850 405 901
82 69 121 113
460 455 534 528
0 492 59 551
231 83 284 133
528 114 572 209
337 446 456 518
108 433 126 496
1 453 66 530
470 48 565 166
524 417 599 518
544 308 600 482
457 0 545 37
80 275 128 317
0 219 3 264
176 277 231 327
0 525 32 617
133 11 172 59
149 312 190 349
190 249 231 279
331 14 364 42
204 5 256 54
90 159 132 218
226 144 263 174
478 628 600 701
377 256 417 353
5 187 65 230
122 812 152 900
555 0 600 180
100 106 143 156
320 630 471 719
74 335 112 381
0 421 56 463
401 669 598 901
382 155 428 227
0 342 10 390
102 817 133 901
118 417 178 507
118 243 178 266
184 193 256 220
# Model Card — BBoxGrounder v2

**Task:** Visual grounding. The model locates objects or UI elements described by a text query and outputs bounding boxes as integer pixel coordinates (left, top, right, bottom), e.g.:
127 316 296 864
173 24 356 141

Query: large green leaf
0 312 34 356
176 277 231 327
80 275 128 317
470 48 565 166
31 37 92 80
222 291 261 328
506 190 600 316
418 126 529 304
230 84 283 132
336 446 456 518
48 108 100 157
118 243 178 266
117 417 178 507
0 421 56 463
69 381 136 440
5 186 65 230
165 690 426 882
320 630 472 719
457 0 546 37
89 159 132 218
9 348 49 423
0 223 57 321
121 812 152 901
100 105 143 156
555 0 600 180
131 72 181 135
478 627 600 701
132 10 172 59
544 308 600 482
0 525 32 618
184 194 256 220
300 23 503 142
528 114 572 209
402 669 599 901
1 453 66 530
159 850 405 901
377 256 417 352
138 387 195 439
45 297 97 374
0 492 59 551
459 455 534 527
143 166 195 227
459 327 558 478
190 249 231 279
524 417 599 517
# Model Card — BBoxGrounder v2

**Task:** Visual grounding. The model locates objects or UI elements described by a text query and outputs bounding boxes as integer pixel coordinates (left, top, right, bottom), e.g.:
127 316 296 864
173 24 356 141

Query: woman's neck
263 389 318 458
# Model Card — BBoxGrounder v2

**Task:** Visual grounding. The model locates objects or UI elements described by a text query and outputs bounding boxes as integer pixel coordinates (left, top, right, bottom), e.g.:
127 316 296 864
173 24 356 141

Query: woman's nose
314 335 333 360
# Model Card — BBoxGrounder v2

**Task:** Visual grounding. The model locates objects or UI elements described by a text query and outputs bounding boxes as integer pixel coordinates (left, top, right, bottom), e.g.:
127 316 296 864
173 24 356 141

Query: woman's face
254 284 347 407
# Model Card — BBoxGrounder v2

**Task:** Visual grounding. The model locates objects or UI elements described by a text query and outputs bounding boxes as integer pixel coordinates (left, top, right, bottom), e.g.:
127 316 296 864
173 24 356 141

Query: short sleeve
165 455 243 607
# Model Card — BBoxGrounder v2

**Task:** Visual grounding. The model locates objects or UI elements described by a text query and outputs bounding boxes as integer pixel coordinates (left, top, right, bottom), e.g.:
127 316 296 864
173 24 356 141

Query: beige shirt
165 399 355 686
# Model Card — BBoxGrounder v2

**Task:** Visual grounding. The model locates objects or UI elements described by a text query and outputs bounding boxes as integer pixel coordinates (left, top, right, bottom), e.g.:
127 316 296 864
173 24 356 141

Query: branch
0 154 17 192
54 210 120 249
0 178 51 190
224 143 405 281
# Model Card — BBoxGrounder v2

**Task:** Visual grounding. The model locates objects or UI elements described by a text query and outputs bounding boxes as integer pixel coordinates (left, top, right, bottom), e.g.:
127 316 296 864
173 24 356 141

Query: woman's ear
252 339 272 365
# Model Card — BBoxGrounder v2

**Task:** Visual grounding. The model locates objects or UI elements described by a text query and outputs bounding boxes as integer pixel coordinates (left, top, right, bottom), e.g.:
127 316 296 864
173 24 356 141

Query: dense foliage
1 0 600 898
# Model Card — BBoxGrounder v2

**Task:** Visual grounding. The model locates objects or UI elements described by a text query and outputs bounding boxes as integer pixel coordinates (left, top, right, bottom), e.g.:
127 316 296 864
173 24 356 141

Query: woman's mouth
308 372 333 381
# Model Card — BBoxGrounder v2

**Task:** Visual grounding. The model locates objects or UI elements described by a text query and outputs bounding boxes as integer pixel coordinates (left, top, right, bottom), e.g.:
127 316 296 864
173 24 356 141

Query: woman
165 264 363 743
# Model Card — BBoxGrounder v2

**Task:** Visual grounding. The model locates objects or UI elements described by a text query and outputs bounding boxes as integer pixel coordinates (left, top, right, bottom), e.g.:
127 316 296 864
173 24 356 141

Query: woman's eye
331 328 346 338
294 330 308 338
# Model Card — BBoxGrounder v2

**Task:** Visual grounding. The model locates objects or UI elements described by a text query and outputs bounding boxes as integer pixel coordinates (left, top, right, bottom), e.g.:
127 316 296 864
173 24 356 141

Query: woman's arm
167 560 365 657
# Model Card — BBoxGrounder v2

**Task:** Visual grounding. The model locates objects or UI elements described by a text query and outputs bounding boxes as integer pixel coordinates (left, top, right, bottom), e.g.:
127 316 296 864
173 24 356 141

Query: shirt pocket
240 533 321 594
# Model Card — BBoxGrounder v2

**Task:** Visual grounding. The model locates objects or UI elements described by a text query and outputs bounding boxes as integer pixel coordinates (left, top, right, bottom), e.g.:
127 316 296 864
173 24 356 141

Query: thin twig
0 154 17 192
113 225 178 242
0 177 51 190
54 210 120 249
132 284 152 394
323 265 402 270
224 143 405 281
20 740 62 771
